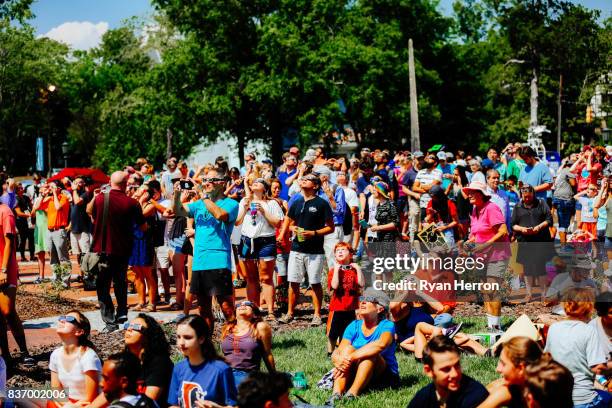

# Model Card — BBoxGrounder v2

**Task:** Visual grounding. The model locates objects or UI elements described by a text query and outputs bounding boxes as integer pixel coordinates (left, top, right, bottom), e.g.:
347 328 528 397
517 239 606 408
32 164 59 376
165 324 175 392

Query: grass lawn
272 316 516 407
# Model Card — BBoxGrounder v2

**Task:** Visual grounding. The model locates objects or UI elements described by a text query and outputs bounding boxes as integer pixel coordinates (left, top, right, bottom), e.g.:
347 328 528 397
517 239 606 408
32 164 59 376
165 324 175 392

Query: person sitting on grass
478 336 543 408
544 287 611 408
237 371 294 408
523 354 574 408
89 313 174 408
49 310 102 407
402 321 490 360
220 300 275 387
327 288 399 405
326 242 364 356
407 335 489 408
102 351 157 408
168 315 237 408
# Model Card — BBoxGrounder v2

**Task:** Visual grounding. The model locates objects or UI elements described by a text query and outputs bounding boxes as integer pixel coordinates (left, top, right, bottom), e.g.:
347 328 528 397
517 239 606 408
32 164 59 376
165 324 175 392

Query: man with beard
407 336 488 408
172 167 239 331
413 154 443 224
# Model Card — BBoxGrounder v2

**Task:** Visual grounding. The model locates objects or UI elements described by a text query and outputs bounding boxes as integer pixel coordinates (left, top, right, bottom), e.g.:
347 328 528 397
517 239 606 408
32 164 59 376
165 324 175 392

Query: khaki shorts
287 251 325 285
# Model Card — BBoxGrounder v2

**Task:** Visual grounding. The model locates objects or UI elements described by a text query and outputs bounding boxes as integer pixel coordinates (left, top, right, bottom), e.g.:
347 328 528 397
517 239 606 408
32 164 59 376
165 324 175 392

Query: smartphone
180 180 194 190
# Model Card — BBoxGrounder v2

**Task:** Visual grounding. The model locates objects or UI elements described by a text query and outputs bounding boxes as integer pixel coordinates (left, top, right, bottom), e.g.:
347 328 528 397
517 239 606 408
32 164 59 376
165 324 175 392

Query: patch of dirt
455 302 553 320
16 290 98 320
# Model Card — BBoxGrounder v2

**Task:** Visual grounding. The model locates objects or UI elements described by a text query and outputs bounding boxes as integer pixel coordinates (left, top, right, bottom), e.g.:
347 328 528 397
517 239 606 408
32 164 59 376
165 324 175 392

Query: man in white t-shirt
412 153 442 223
543 255 599 316
160 157 182 199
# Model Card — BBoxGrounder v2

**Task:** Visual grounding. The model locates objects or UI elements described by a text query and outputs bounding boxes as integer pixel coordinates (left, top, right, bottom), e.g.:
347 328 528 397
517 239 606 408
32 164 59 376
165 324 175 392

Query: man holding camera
172 166 239 331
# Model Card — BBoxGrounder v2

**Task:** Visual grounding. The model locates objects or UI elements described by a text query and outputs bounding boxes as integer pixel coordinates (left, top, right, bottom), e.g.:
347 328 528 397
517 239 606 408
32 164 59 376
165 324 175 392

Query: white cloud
42 21 109 51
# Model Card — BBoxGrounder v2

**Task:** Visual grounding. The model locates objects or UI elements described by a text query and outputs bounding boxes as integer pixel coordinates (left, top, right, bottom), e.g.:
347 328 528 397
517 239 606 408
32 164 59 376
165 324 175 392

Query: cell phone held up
180 180 194 190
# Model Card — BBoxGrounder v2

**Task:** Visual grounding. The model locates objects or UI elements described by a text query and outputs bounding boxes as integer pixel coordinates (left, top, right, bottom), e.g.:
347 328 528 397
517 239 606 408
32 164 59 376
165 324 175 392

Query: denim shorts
239 235 276 261
552 197 575 231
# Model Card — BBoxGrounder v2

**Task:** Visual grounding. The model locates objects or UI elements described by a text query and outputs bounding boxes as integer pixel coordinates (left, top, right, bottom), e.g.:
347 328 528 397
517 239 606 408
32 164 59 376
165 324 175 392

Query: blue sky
28 0 611 50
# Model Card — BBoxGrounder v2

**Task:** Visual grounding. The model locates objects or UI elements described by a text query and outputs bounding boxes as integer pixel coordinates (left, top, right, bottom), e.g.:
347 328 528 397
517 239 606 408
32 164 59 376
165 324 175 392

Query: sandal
143 304 156 312
132 303 146 311
265 313 276 322
170 302 184 311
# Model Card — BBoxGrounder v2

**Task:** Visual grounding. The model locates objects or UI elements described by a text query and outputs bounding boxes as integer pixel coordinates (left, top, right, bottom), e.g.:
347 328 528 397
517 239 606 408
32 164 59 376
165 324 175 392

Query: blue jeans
434 313 453 328
552 197 575 231
574 390 612 408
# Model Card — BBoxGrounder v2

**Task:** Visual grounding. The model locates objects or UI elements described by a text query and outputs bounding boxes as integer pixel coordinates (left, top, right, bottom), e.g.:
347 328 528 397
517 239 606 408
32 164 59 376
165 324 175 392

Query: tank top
220 328 262 371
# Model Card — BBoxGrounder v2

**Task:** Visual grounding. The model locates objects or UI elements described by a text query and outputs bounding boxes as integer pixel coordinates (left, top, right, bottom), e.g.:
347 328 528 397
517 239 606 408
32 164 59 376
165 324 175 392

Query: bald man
87 171 146 332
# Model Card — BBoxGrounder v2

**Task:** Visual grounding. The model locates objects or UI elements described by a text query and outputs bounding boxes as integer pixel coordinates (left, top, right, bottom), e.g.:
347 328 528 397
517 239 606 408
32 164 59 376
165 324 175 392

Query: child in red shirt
326 242 364 356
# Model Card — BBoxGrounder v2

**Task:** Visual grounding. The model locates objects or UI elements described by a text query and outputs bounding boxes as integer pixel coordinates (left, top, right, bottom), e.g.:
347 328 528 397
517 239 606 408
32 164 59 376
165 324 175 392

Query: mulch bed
16 289 98 321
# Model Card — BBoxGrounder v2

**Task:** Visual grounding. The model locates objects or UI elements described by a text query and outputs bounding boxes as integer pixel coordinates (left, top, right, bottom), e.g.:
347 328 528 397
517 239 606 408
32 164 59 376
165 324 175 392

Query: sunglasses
359 296 380 304
58 315 78 324
123 323 144 332
202 178 225 183
339 265 353 270
520 188 534 193
236 301 255 309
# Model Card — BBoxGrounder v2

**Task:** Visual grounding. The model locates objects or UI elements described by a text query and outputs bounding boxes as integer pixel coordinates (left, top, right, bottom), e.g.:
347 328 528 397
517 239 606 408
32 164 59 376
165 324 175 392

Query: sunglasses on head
359 296 380 304
58 315 78 324
236 301 255 309
123 323 144 332
202 177 225 183
520 187 533 193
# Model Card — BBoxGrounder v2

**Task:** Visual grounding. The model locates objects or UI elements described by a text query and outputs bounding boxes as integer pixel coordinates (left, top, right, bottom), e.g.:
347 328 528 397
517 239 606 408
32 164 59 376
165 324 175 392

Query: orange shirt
41 194 70 229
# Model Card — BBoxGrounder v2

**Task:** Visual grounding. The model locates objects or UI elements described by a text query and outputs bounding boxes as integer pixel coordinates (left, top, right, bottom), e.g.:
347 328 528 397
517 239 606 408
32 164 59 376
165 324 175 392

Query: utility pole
408 39 420 152
557 74 562 153
529 66 538 128
166 128 173 159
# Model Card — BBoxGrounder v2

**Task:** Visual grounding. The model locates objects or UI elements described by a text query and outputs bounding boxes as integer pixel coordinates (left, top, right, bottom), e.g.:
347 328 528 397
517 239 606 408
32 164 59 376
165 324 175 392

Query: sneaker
32 277 42 284
310 315 323 326
442 322 463 339
62 281 70 289
279 313 294 324
21 355 36 367
325 392 342 406
101 324 120 333
115 315 128 324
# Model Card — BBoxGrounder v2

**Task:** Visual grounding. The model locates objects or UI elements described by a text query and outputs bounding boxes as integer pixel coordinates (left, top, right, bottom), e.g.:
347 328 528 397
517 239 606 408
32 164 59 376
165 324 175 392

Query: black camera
180 180 194 190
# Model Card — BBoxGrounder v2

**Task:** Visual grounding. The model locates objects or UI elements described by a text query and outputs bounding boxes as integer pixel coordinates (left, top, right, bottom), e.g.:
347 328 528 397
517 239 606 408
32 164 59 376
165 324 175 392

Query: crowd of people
0 141 611 407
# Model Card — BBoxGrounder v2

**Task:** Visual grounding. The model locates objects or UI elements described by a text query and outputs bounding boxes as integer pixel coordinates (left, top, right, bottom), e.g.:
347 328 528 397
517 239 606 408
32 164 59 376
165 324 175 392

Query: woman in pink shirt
462 181 510 333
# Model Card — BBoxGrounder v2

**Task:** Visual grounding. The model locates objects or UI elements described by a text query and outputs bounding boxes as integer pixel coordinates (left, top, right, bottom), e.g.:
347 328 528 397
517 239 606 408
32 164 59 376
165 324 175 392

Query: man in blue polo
172 166 239 331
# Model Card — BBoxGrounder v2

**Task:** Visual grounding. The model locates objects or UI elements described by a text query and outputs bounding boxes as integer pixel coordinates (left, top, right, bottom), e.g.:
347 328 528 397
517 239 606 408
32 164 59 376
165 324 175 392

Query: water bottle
292 371 308 395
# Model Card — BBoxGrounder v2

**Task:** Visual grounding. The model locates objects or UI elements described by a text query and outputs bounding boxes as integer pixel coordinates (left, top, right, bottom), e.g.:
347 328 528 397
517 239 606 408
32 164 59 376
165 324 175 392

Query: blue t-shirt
277 168 297 201
519 162 553 200
437 163 455 190
342 319 398 375
187 198 239 271
168 359 237 408
356 176 370 195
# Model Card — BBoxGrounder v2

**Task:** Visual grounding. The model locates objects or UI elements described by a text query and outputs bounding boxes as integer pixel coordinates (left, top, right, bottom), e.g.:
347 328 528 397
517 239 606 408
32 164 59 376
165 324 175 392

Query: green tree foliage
0 21 69 173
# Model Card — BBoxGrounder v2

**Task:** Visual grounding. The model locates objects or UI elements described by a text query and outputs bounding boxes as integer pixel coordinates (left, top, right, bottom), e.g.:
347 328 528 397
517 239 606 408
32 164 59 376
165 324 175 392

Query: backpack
107 395 158 408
